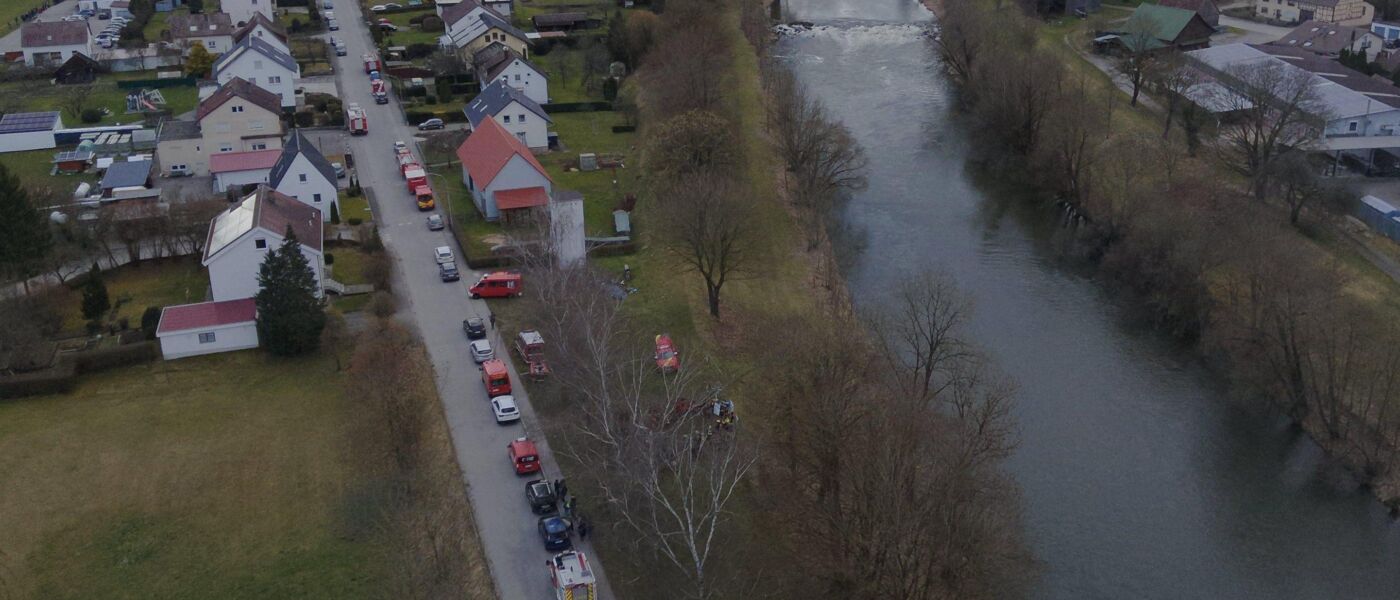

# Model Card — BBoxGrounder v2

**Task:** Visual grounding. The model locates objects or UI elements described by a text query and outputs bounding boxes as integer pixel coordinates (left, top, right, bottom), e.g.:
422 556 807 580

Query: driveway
0 0 82 53
1218 15 1291 44
325 1 618 598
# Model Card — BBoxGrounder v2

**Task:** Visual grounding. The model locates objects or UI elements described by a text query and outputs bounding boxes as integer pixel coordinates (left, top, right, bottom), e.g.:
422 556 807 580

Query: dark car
538 516 573 551
417 118 444 131
439 261 460 282
526 479 558 515
463 317 486 340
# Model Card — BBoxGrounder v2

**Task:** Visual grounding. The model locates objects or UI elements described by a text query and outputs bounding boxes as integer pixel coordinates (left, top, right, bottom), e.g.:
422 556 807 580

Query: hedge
0 361 77 399
0 341 159 399
611 125 636 133
70 341 158 374
542 101 614 113
117 76 197 89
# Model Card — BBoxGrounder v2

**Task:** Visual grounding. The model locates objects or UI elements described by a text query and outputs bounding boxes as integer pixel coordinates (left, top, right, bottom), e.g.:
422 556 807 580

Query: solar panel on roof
0 111 58 134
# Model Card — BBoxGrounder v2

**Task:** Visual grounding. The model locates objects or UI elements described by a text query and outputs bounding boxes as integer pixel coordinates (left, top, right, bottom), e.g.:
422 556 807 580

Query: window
503 115 511 123
519 114 526 122
198 332 217 343
232 105 244 113
514 73 520 81
1349 121 1359 131
255 238 267 249
299 173 307 182
269 76 281 84
208 41 218 50
249 120 264 130
313 193 322 203
252 143 268 150
219 144 234 152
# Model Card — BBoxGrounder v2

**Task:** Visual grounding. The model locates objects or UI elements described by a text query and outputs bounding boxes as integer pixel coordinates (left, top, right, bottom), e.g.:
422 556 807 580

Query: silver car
470 339 494 363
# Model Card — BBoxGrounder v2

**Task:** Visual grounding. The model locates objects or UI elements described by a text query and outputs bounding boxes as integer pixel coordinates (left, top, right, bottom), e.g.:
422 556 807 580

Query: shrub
140 306 162 339
370 292 397 318
406 43 436 59
420 15 445 33
70 341 158 373
290 18 304 33
85 320 103 335
347 217 363 226
425 95 437 104
603 77 619 101
80 108 103 124
409 13 428 25
325 252 336 265
117 317 129 331
294 110 315 127
330 202 341 224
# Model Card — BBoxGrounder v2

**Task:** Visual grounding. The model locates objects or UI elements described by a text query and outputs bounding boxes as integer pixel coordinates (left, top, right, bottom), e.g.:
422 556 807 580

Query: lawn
57 257 210 331
0 0 49 37
0 352 381 599
535 46 609 103
0 73 200 127
327 246 373 285
378 9 442 48
338 191 372 222
0 148 97 191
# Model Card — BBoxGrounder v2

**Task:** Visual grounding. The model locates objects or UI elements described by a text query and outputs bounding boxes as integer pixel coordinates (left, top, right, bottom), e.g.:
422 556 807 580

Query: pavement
324 0 618 598
1218 15 1291 44
0 0 81 53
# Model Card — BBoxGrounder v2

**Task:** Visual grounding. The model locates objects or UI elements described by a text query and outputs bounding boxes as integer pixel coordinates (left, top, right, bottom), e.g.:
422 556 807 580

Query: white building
455 118 553 221
168 12 235 55
20 21 91 68
268 131 340 222
222 0 275 26
211 36 301 109
464 79 552 150
211 148 282 192
156 298 260 360
231 12 289 56
0 112 62 154
1254 0 1374 26
476 47 548 105
203 187 324 302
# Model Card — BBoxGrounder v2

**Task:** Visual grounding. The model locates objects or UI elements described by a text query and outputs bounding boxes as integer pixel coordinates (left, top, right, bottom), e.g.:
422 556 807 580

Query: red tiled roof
157 298 257 334
257 187 323 252
209 149 282 174
21 21 89 48
455 118 550 189
196 77 282 121
495 186 549 210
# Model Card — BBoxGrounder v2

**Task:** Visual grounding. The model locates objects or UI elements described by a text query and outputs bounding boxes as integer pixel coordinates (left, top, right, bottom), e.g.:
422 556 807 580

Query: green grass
0 73 200 127
0 352 386 599
339 191 372 222
0 148 97 191
379 10 442 47
327 246 373 286
536 47 604 103
0 0 49 37
58 257 210 331
331 292 372 313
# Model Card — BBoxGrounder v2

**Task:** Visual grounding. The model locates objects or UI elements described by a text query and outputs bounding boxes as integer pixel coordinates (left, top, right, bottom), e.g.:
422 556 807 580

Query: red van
507 437 541 475
482 359 511 397
469 272 523 299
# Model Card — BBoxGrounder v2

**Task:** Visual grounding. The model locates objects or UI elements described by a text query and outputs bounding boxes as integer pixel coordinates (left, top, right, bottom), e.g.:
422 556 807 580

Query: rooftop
268 130 338 188
232 12 287 45
1188 43 1399 120
495 186 549 210
196 76 283 121
100 159 152 189
168 12 234 39
209 148 283 174
455 118 551 189
0 111 60 134
211 36 299 78
21 20 89 48
157 118 200 141
1271 20 1372 56
156 298 257 335
204 187 323 262
464 79 551 126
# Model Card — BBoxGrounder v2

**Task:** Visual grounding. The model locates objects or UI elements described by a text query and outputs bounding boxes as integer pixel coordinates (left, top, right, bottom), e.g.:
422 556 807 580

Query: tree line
939 2 1400 507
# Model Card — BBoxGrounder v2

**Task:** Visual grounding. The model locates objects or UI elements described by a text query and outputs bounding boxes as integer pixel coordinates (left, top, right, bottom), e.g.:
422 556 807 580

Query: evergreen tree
256 226 326 356
0 162 52 292
81 264 111 321
329 202 341 224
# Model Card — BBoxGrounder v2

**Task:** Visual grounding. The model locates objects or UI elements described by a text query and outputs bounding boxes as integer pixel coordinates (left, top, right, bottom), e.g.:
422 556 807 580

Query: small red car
469 271 523 299
508 437 541 475
654 334 680 373
482 358 511 397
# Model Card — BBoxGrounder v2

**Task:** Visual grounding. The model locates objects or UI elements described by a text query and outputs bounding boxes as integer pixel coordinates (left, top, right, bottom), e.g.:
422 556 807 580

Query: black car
463 317 486 340
526 479 558 515
538 516 573 551
439 261 460 282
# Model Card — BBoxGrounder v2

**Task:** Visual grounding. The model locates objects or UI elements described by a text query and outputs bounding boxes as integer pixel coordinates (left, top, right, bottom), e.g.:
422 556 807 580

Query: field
0 352 380 599
56 257 210 331
0 0 49 37
0 71 200 128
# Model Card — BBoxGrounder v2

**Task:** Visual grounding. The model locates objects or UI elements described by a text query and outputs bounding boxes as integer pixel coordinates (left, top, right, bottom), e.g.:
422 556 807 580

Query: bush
290 18 304 33
409 13 429 25
80 108 104 124
425 95 437 104
325 252 336 265
141 306 162 340
85 320 103 335
370 292 398 318
406 42 436 59
330 202 341 224
294 110 315 127
347 217 363 226
70 341 158 374
421 15 445 33
0 361 77 399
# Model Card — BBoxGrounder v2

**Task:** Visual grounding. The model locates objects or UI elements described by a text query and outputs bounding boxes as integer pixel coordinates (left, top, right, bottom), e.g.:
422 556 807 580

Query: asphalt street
325 1 617 598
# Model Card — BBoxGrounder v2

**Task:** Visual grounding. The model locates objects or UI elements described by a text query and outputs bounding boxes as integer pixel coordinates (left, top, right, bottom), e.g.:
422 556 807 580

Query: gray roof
157 118 200 141
168 12 234 39
101 159 152 189
1187 43 1398 120
464 79 551 126
0 111 60 134
268 130 338 188
1271 20 1372 56
212 36 298 77
480 9 527 41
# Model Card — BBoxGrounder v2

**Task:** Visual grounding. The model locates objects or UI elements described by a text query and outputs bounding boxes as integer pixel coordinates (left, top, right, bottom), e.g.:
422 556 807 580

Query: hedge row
542 102 615 113
611 125 636 133
117 77 198 89
0 341 159 400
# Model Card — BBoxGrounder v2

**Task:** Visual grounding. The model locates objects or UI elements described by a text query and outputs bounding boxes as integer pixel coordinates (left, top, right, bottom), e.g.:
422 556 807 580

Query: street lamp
426 171 454 230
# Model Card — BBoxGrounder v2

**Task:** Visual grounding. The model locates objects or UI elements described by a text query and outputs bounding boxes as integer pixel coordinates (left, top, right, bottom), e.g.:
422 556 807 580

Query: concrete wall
159 321 259 359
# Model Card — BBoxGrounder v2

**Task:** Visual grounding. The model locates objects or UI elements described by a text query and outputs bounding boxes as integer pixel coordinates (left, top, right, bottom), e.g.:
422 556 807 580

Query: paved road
0 0 81 53
1219 15 1291 43
325 1 617 598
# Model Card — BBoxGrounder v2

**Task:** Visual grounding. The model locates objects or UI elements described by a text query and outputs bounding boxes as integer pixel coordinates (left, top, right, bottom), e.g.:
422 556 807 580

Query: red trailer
403 165 427 192
345 103 367 135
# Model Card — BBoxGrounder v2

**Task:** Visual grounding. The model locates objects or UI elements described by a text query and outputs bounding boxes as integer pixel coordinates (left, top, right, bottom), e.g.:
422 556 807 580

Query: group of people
555 479 592 541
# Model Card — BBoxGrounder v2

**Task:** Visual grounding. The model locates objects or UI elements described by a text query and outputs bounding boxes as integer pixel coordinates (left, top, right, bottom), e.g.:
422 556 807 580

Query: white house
203 187 324 302
268 131 340 222
211 148 282 192
222 0 275 26
440 0 530 58
455 117 553 221
231 12 289 56
0 111 62 154
211 36 300 108
167 12 235 55
464 79 552 150
20 21 91 68
476 47 548 104
156 298 260 360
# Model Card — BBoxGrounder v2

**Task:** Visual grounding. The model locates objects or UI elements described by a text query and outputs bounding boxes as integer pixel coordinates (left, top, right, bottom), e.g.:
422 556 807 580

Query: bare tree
644 0 730 116
1213 62 1325 198
869 270 975 402
59 83 96 121
656 174 757 318
1115 14 1159 107
644 110 740 177
1264 151 1325 225
1039 74 1109 205
1149 53 1197 139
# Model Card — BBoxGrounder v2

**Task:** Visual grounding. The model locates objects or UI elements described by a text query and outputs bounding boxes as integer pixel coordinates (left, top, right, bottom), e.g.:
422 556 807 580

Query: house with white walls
475 46 548 104
167 12 235 55
203 187 324 302
20 21 91 67
440 0 530 58
156 298 260 360
464 79 552 150
268 131 340 222
222 0 275 26
211 36 300 109
455 118 553 221
232 12 289 56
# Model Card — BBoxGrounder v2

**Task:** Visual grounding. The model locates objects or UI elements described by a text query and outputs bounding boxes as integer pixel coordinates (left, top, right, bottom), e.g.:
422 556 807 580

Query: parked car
370 4 388 11
417 118 444 131
482 359 511 396
334 43 347 56
538 516 573 551
323 0 334 8
439 261 460 282
508 437 541 475
463 316 486 339
378 22 398 31
331 162 345 178
385 2 404 8
327 18 339 30
62 15 84 22
470 339 494 363
434 245 454 264
492 395 520 424
427 214 444 230
654 334 681 373
324 10 335 19
526 479 558 515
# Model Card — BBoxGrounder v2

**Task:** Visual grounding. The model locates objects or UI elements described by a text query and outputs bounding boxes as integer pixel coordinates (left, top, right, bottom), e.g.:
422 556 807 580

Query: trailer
371 79 389 104
346 103 368 135
403 165 427 192
548 551 596 600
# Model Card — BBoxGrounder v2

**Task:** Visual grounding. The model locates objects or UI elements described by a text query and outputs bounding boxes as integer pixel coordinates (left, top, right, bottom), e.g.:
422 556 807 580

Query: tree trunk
1162 97 1176 139
706 284 721 318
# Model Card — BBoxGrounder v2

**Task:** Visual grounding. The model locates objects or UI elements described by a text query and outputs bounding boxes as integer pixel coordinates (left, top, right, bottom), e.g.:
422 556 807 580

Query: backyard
55 257 210 332
0 71 200 128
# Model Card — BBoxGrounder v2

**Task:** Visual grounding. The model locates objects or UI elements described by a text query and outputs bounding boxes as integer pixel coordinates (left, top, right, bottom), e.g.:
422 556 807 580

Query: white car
470 339 494 363
434 245 454 265
370 4 387 11
491 395 520 424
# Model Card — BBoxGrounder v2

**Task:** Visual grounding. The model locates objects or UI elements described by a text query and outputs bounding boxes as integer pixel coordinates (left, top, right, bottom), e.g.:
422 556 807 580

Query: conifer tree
0 163 52 293
256 226 325 355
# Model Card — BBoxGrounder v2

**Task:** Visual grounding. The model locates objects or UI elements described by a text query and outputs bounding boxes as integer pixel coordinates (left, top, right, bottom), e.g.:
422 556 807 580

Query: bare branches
655 174 757 318
1212 62 1325 198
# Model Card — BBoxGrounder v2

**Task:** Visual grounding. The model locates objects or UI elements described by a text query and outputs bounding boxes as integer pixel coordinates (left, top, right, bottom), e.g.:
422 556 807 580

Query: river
776 1 1400 598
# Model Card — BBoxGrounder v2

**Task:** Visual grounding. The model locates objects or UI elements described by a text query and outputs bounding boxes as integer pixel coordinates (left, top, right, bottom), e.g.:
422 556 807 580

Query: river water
776 1 1400 598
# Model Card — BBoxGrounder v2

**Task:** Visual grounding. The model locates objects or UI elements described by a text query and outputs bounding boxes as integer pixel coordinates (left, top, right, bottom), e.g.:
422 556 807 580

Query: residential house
232 12 290 56
156 77 283 176
99 158 158 201
1117 4 1214 52
156 297 260 360
203 186 324 302
211 148 282 192
211 36 300 108
0 111 62 154
465 79 552 150
54 52 102 84
109 0 132 20
532 12 597 32
455 118 553 222
268 131 340 222
20 21 91 67
222 0 275 26
475 46 549 105
1158 0 1221 28
167 12 235 55
1254 0 1375 26
484 0 513 17
1271 20 1381 61
155 119 205 176
441 0 530 59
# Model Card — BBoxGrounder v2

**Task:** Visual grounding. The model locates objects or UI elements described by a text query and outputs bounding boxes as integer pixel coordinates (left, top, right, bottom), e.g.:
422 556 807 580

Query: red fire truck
345 103 367 135
362 53 381 74
370 79 388 104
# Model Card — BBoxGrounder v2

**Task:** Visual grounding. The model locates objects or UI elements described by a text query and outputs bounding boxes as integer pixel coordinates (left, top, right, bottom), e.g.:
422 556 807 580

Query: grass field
0 0 49 37
57 257 210 331
0 148 96 191
0 77 199 129
0 352 381 599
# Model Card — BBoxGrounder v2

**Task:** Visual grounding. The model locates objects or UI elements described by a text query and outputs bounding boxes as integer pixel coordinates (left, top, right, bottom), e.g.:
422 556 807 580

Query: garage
156 298 260 360
210 148 282 192
0 111 62 154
